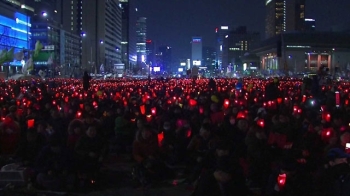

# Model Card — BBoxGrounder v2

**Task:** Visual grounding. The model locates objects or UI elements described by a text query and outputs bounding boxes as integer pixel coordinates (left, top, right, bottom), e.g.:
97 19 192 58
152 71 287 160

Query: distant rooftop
252 32 350 52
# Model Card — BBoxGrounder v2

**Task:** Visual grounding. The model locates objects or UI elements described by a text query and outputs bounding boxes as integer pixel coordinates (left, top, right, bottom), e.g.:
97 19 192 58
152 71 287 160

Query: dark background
134 0 350 61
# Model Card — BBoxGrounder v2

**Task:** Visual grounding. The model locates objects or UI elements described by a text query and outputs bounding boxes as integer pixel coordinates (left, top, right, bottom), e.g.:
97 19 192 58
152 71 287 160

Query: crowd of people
0 73 349 195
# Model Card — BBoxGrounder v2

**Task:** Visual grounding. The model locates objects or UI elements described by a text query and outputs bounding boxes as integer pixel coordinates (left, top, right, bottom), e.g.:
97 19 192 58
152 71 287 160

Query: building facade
158 46 172 72
26 0 81 75
304 18 316 32
215 26 229 69
202 46 216 71
265 0 306 39
136 17 147 66
146 39 155 66
80 0 122 74
120 0 136 72
223 26 260 71
0 0 33 71
252 32 350 75
191 37 202 69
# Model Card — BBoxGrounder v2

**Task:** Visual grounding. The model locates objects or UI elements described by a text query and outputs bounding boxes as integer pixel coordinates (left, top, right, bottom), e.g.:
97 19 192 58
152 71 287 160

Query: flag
22 58 33 74
47 53 53 65
27 58 34 72
0 50 6 64
13 51 24 61
34 41 43 57
5 48 14 62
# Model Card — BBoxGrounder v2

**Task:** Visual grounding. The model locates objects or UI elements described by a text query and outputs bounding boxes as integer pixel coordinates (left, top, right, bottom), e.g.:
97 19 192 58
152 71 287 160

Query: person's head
26 128 38 142
199 123 211 139
327 148 350 167
340 132 350 147
36 121 47 133
50 109 60 118
214 157 233 183
333 113 343 127
141 125 153 140
237 119 249 132
136 118 146 129
48 136 61 153
216 140 231 157
163 121 171 131
9 105 17 114
86 126 97 138
84 113 95 124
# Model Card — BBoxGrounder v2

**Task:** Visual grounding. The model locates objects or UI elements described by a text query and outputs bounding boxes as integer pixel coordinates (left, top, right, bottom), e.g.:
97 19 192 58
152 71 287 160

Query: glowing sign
266 0 272 5
221 26 228 30
192 38 201 43
153 67 160 72
178 68 184 72
180 62 186 66
305 18 315 22
193 60 201 66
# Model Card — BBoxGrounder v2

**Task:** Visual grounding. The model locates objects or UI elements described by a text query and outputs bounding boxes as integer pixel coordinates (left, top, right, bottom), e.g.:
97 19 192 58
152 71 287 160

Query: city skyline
135 0 350 61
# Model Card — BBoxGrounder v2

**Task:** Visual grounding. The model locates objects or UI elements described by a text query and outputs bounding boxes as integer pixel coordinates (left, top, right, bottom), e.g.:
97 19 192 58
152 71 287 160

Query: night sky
134 0 350 62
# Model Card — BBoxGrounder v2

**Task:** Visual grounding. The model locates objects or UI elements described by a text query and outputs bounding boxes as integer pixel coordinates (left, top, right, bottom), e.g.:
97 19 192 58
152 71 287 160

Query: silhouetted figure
208 78 217 91
82 71 91 91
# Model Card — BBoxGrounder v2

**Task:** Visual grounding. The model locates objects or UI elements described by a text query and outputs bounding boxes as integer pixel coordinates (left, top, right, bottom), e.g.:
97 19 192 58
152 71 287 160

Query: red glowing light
157 132 164 147
277 173 287 189
27 119 35 128
151 107 156 115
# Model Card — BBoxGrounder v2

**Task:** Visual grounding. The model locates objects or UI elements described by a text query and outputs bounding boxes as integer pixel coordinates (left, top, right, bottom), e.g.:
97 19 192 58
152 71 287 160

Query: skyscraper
136 17 147 65
191 37 202 68
202 46 216 71
215 26 229 69
224 26 260 70
265 0 306 39
120 0 136 71
158 46 172 72
146 39 155 66
81 0 122 73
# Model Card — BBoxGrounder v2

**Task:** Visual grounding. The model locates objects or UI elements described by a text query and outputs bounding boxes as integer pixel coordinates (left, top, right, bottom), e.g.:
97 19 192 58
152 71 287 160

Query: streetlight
41 11 48 17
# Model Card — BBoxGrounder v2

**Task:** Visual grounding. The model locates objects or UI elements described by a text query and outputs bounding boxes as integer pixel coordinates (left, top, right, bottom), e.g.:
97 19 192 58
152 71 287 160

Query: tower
265 0 306 39
136 17 147 65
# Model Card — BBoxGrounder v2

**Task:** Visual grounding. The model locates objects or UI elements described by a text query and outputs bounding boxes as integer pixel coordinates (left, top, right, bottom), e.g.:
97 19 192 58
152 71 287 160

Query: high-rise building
158 46 172 72
136 17 147 65
120 0 136 71
146 39 155 66
265 0 305 39
191 37 202 68
215 26 229 69
304 18 316 32
26 0 81 74
224 26 260 71
81 0 122 73
202 46 216 71
0 0 33 70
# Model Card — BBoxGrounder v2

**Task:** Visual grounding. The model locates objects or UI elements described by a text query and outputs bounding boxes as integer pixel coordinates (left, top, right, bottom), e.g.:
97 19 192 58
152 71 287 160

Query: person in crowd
82 71 91 91
314 148 350 196
187 123 218 183
75 126 107 183
193 156 248 196
66 119 84 150
15 128 45 167
0 116 21 155
36 136 75 191
266 156 313 196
